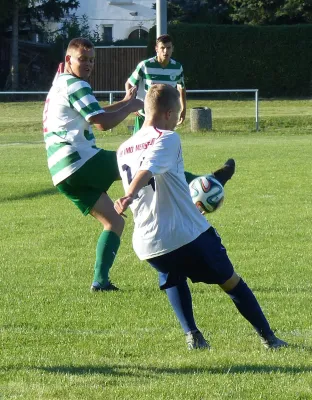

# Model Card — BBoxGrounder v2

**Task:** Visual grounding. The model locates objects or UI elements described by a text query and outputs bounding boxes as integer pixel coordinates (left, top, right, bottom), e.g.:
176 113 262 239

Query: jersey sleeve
67 78 104 121
128 61 144 87
139 132 181 175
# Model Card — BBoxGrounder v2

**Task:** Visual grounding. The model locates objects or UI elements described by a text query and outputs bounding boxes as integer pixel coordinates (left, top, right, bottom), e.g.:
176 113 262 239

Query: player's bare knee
103 214 124 236
114 214 125 236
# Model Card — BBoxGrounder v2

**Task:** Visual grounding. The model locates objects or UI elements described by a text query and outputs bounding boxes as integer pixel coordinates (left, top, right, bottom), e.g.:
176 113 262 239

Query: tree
276 0 312 23
151 0 312 25
3 0 79 89
153 0 231 24
46 14 101 45
11 0 19 90
225 0 312 25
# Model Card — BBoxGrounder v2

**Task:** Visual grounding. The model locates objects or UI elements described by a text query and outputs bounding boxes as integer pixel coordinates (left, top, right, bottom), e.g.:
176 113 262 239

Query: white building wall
73 0 156 41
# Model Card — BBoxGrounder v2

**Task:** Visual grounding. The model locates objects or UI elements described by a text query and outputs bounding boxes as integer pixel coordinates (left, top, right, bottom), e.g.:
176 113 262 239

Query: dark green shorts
56 149 120 215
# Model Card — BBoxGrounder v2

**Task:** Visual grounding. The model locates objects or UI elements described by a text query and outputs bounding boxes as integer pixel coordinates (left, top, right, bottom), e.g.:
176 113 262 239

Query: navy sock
226 279 273 338
165 280 197 333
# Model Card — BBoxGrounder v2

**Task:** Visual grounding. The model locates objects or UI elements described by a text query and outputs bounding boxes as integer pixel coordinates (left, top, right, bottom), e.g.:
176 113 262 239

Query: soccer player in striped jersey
114 84 288 350
43 37 143 292
125 34 186 134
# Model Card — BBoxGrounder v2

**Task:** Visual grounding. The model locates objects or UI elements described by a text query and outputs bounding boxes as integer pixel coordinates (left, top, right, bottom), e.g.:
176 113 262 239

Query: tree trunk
11 0 19 90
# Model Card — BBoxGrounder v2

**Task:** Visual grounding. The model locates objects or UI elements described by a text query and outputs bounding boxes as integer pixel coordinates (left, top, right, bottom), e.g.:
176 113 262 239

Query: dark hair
156 34 172 45
67 37 94 53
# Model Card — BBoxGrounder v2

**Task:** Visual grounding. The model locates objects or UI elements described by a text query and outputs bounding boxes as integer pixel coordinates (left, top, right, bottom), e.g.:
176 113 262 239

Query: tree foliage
2 0 79 89
1 0 79 29
46 14 101 45
225 0 312 25
153 0 231 25
152 0 312 25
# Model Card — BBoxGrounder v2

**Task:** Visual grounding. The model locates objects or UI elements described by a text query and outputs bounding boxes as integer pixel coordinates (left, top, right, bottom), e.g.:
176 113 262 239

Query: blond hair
145 84 180 116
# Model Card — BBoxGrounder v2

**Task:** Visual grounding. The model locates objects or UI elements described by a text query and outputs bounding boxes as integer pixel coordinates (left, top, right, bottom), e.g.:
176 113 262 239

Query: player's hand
114 195 133 216
124 86 137 102
177 109 186 126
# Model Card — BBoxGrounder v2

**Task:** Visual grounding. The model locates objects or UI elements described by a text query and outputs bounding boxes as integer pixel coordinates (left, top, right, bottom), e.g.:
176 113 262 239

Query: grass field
1 99 312 399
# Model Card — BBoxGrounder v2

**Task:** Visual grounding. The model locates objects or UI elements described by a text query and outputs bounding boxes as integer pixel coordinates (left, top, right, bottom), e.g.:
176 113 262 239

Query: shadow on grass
0 188 57 203
36 359 312 377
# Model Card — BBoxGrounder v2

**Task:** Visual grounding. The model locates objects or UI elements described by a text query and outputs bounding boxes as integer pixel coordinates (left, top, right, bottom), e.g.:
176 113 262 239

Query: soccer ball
189 175 224 214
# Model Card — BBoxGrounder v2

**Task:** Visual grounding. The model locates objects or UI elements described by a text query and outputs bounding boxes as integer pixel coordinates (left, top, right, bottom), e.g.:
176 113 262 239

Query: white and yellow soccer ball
189 175 224 214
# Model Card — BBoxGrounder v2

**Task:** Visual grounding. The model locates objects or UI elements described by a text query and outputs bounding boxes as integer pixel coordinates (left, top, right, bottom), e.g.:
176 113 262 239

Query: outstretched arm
103 86 137 112
89 97 143 131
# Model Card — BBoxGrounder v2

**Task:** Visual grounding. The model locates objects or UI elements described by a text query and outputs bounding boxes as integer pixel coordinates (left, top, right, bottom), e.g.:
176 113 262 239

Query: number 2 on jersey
121 163 155 191
122 164 132 185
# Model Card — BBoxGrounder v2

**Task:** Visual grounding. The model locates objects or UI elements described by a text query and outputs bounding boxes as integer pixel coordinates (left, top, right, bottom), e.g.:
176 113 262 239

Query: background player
126 34 186 134
125 33 235 187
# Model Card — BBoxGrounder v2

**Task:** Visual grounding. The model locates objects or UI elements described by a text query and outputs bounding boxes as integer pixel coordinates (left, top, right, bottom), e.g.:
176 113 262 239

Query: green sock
93 230 120 287
184 171 200 184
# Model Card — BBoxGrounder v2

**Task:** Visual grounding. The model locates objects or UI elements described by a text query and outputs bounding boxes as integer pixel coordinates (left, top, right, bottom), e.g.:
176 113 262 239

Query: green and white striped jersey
43 74 104 185
128 57 185 114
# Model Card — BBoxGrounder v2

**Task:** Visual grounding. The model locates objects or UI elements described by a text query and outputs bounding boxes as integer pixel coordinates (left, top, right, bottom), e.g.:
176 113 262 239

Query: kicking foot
90 281 120 292
212 158 235 187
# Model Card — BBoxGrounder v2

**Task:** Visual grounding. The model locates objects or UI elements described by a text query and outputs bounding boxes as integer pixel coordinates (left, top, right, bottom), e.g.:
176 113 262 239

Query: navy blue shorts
147 227 234 290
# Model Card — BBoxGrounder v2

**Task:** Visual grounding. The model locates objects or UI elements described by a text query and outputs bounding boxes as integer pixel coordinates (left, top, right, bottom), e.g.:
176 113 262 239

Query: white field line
0 141 44 146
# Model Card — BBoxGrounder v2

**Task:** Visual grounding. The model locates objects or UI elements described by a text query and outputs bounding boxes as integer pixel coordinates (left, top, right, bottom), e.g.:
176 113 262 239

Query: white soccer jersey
117 126 210 260
43 74 104 185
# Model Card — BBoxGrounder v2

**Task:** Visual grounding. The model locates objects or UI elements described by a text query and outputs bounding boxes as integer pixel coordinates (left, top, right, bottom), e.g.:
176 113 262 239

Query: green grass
1 98 312 144
1 100 312 399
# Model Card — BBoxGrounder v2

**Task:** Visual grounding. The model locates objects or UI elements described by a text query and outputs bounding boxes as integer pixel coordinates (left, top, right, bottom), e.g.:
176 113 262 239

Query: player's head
155 34 173 63
145 84 181 129
65 37 95 80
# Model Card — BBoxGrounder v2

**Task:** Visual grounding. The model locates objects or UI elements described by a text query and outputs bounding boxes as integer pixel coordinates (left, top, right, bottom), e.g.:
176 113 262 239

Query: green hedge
148 24 312 97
